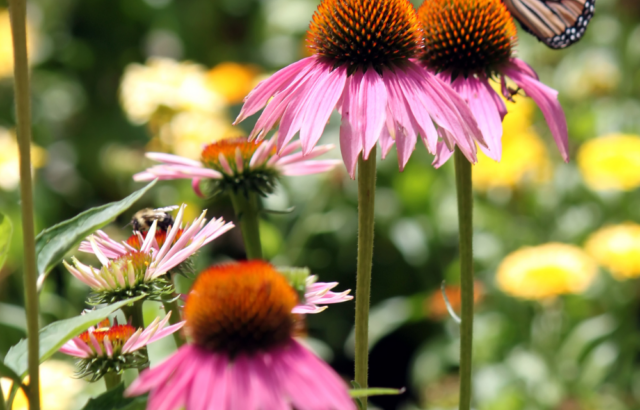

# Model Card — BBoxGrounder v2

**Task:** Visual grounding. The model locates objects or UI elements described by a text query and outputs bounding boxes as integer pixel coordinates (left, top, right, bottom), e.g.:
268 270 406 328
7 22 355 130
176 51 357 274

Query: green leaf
80 383 147 410
4 296 144 379
35 180 156 288
349 387 406 398
0 213 12 271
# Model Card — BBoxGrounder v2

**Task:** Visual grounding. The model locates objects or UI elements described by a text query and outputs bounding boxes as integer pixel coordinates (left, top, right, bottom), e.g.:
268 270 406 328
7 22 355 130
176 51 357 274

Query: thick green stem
454 148 474 410
8 1 39 409
162 298 185 347
355 147 377 408
229 190 262 260
103 372 121 391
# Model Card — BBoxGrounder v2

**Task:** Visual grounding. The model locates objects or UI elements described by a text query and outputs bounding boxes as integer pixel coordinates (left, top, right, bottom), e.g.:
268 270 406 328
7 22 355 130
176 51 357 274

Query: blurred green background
2 0 640 408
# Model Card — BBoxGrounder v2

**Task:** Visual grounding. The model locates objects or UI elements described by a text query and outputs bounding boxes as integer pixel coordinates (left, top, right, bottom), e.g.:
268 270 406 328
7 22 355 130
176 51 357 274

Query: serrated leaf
0 213 12 271
4 296 143 379
349 387 406 398
80 383 147 410
35 180 156 288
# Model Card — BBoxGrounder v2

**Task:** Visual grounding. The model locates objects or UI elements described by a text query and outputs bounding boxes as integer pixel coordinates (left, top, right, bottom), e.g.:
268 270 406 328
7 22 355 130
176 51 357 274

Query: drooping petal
432 140 454 169
360 68 387 160
503 58 569 162
382 69 419 171
125 345 194 396
339 72 365 178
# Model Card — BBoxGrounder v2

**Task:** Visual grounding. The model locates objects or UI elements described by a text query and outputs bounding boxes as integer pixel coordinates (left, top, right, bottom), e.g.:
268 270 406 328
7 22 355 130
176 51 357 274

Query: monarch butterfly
502 0 595 49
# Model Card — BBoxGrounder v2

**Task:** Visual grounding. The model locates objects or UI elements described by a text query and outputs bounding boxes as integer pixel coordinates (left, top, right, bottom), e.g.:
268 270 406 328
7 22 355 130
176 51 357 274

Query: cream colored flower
1 360 86 410
473 97 551 191
585 223 640 280
578 134 640 191
119 57 225 125
0 8 36 79
497 243 598 300
0 128 46 191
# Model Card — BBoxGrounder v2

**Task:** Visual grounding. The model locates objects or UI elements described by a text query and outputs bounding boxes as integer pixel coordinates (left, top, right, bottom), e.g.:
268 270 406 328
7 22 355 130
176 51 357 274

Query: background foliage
1 0 640 408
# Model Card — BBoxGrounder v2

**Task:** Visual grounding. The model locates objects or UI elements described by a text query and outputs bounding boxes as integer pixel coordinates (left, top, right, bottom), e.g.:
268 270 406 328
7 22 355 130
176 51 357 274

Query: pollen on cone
201 137 261 169
418 0 517 76
184 260 299 356
307 0 423 71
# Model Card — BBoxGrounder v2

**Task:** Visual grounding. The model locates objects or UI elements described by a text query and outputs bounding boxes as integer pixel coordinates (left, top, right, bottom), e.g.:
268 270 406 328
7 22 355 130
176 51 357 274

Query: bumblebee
131 206 179 232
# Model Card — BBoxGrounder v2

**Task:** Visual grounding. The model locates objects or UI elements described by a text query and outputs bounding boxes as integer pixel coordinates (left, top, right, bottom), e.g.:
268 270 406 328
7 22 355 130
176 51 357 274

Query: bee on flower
59 313 184 381
67 204 234 304
125 260 355 410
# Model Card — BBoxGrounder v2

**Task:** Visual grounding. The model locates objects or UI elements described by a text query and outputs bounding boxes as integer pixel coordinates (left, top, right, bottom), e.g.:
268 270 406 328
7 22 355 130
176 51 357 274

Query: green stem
355 147 377 408
103 372 121 391
162 298 185 347
122 300 148 372
454 148 474 410
8 1 40 409
229 190 262 259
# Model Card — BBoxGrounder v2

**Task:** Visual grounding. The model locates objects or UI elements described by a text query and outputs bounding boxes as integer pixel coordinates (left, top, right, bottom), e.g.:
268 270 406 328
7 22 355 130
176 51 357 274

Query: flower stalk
454 147 474 410
355 147 377 407
8 0 40 408
122 300 148 371
103 372 121 391
229 190 263 259
163 298 185 347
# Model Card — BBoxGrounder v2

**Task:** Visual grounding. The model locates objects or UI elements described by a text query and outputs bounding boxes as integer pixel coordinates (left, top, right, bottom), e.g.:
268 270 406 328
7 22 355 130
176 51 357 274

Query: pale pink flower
133 137 340 197
294 275 353 314
66 204 233 301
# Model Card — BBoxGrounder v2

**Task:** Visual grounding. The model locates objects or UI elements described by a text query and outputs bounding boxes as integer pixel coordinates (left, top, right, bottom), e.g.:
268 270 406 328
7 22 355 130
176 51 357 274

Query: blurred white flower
119 57 225 125
0 128 46 191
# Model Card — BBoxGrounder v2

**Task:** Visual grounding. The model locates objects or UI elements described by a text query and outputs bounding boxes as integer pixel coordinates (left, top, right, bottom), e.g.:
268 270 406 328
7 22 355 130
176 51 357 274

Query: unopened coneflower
67 204 233 304
59 313 184 382
134 136 340 197
234 0 483 175
125 260 356 410
417 0 569 166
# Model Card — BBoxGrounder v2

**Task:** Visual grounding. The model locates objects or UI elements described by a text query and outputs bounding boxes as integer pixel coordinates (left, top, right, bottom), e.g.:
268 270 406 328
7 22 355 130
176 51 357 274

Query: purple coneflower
234 0 483 176
125 260 355 410
417 0 569 166
67 204 233 303
294 275 354 314
60 313 184 381
133 137 340 197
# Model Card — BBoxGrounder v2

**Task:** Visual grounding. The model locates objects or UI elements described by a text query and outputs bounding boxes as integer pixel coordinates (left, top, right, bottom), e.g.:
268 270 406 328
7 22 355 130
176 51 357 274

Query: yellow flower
0 128 46 191
0 8 36 79
206 62 261 105
577 134 640 191
473 97 551 191
119 57 225 125
496 243 598 300
1 360 85 410
585 223 640 280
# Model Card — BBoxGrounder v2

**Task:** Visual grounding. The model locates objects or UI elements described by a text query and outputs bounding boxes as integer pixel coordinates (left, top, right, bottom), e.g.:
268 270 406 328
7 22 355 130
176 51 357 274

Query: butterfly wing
503 0 595 49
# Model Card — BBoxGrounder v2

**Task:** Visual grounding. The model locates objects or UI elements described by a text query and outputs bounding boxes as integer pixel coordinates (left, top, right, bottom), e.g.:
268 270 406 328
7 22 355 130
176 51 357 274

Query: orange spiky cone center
307 0 423 72
418 0 517 76
201 137 264 173
184 260 299 356
79 318 136 348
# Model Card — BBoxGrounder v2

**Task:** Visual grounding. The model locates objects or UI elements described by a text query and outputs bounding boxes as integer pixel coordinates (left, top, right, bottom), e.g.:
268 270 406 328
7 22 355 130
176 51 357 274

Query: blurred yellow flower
0 128 46 191
119 57 225 125
473 97 551 191
159 111 243 160
585 223 640 280
0 8 36 79
577 134 640 191
496 243 598 300
1 360 85 410
206 62 260 105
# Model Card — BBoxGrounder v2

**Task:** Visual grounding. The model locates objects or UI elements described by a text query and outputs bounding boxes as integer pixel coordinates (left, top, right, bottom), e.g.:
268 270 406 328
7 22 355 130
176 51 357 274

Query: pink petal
275 144 335 166
126 345 193 396
432 140 454 168
299 65 348 155
360 68 387 159
145 152 203 167
339 72 365 179
191 178 205 198
382 69 418 171
280 160 341 176
187 353 217 410
235 57 317 123
503 59 569 162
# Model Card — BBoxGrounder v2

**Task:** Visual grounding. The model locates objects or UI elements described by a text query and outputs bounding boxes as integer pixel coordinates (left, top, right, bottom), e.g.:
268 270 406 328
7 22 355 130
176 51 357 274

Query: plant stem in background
355 147 377 408
8 0 40 409
229 190 263 259
122 300 149 371
454 147 474 410
103 372 121 391
163 298 185 347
